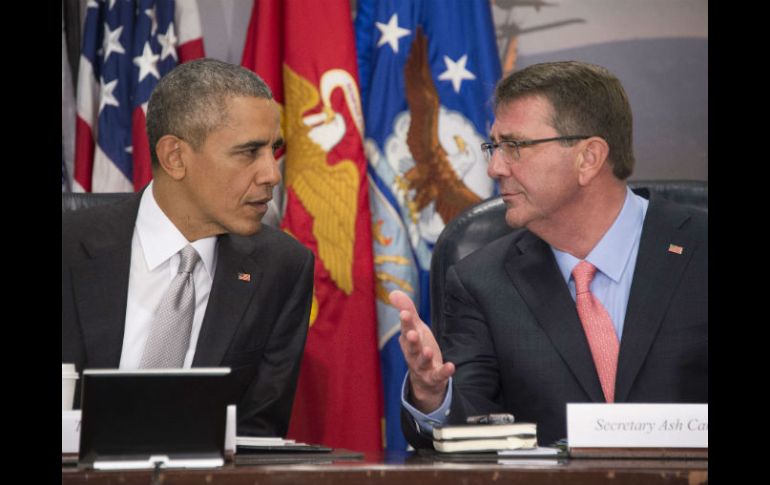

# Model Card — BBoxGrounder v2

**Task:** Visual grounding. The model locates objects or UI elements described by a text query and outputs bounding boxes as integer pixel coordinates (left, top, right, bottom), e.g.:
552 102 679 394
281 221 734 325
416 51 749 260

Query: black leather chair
429 180 708 340
62 192 133 212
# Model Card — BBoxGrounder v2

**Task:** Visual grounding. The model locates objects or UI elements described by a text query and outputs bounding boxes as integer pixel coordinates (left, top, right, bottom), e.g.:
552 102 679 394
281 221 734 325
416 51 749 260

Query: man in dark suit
62 58 314 437
391 61 707 447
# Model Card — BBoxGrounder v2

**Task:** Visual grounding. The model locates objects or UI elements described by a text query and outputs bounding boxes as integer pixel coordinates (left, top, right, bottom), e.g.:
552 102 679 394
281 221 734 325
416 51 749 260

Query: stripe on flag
74 0 205 193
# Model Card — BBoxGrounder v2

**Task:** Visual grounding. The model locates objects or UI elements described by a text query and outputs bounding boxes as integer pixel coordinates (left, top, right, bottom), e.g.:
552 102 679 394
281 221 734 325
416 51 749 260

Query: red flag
242 0 383 452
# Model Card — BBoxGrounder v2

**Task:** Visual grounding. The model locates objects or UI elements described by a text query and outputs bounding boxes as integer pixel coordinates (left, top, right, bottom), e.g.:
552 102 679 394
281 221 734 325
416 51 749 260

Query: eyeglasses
480 135 591 163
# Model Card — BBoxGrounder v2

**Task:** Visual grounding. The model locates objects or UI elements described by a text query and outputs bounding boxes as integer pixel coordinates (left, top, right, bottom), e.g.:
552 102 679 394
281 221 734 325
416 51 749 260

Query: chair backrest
62 192 133 212
428 179 708 340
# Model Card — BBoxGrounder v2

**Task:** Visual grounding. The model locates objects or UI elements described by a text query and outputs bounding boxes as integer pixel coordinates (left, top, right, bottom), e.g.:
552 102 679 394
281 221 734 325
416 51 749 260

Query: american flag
73 0 204 193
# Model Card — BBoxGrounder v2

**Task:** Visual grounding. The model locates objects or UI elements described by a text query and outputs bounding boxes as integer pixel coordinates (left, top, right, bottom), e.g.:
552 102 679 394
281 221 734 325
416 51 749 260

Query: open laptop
79 368 235 470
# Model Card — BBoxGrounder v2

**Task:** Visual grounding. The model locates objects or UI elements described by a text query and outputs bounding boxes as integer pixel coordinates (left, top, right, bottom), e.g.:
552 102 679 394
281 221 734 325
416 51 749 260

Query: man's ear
577 136 610 186
155 135 186 180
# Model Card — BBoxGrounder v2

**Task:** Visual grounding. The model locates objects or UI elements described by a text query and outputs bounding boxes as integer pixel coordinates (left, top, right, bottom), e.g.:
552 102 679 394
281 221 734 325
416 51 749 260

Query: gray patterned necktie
139 245 200 368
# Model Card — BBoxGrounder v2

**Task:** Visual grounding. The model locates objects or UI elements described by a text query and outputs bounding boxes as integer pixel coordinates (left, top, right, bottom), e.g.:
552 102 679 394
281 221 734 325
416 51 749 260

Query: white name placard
61 405 237 455
567 403 707 448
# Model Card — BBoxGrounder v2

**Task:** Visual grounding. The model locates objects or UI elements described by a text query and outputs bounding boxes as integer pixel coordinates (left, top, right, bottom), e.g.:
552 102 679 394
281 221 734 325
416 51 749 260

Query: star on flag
438 54 476 93
375 13 411 53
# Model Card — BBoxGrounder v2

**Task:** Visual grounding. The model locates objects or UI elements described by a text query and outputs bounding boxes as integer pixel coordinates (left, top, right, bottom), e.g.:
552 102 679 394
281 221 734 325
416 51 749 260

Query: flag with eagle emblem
242 0 383 452
355 0 501 451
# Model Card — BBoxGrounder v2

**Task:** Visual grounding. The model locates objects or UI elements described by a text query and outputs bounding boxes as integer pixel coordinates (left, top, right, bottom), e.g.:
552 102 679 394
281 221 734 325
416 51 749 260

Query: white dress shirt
119 183 218 369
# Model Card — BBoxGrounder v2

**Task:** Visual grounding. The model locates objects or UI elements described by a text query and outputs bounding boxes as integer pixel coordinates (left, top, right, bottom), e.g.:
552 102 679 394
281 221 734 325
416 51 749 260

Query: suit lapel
192 235 263 366
615 197 697 402
504 233 606 402
71 199 139 368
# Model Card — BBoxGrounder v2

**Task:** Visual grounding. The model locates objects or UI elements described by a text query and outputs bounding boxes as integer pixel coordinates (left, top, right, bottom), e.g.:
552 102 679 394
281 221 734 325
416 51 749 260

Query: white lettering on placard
567 403 708 448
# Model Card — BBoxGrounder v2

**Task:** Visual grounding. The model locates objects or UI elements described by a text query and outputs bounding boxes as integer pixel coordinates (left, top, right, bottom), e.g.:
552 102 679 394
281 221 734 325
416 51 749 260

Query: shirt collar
552 186 648 283
135 182 218 277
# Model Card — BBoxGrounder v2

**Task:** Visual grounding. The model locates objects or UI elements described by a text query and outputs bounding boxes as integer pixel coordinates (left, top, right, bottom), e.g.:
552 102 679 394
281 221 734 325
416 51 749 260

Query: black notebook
78 368 235 470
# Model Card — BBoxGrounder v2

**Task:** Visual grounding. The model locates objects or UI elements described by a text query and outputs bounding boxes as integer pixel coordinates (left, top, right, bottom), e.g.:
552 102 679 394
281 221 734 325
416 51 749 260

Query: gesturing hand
390 290 455 413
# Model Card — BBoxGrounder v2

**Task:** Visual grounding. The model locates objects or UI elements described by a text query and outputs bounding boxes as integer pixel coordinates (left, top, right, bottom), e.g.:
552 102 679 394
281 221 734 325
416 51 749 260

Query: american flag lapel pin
237 272 251 282
667 244 684 255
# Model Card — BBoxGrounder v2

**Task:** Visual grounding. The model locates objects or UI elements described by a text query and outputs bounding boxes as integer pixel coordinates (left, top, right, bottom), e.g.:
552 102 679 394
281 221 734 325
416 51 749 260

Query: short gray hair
146 58 273 166
495 61 635 180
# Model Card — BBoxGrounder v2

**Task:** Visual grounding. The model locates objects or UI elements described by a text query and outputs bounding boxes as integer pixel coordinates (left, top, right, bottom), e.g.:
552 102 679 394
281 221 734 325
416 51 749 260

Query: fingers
399 329 433 370
414 345 435 372
422 356 454 383
390 290 422 333
404 337 453 383
391 289 452 388
407 360 455 412
401 328 423 359
436 361 455 381
389 289 418 314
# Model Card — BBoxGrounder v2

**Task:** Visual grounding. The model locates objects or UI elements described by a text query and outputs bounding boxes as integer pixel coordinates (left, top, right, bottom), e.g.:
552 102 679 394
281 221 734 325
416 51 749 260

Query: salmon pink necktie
572 260 619 403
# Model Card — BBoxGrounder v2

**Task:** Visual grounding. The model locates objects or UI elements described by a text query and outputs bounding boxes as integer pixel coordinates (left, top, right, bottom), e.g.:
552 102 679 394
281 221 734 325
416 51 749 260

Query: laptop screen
79 368 233 468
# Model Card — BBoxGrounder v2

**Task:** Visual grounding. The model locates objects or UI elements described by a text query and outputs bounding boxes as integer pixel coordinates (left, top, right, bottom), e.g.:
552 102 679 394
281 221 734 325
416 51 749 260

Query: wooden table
62 450 708 484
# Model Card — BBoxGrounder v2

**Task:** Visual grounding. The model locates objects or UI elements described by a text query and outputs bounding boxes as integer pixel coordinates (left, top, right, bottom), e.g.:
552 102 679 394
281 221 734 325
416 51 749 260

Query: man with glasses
391 61 707 447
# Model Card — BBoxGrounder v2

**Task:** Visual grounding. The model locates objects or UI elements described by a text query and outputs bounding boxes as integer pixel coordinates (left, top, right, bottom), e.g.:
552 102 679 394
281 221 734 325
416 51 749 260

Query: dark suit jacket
403 193 708 447
62 193 314 437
